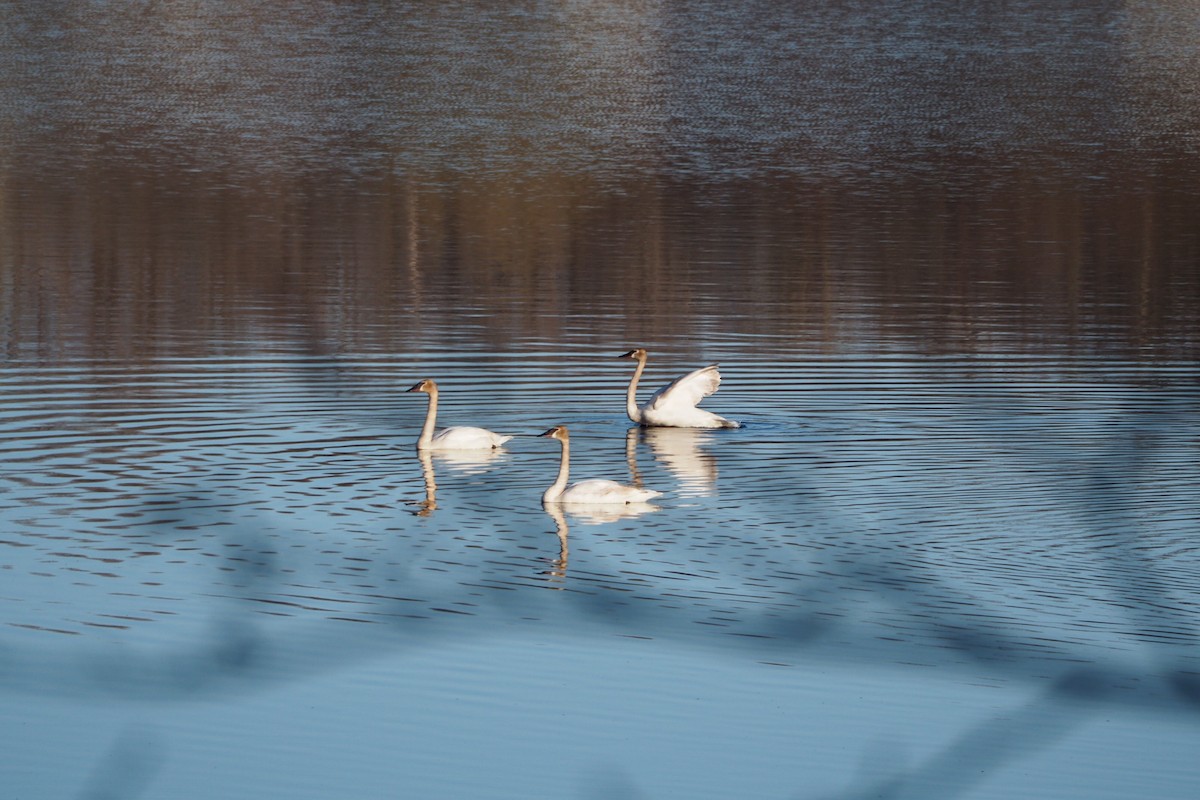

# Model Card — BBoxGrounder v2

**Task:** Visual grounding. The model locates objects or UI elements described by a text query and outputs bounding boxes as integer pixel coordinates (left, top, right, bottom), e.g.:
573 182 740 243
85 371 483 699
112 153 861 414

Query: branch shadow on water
76 726 166 800
794 390 1200 798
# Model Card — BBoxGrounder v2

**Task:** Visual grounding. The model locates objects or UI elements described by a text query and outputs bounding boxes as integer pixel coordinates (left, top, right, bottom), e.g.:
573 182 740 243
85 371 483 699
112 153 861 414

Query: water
3 2 1200 798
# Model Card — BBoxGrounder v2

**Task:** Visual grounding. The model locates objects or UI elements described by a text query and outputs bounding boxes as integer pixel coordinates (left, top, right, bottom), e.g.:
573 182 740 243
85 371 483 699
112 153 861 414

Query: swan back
431 426 513 449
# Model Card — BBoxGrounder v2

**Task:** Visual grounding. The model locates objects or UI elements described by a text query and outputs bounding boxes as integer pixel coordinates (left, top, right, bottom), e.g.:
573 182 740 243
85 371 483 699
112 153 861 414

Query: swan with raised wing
406 379 513 450
539 426 663 504
619 348 740 428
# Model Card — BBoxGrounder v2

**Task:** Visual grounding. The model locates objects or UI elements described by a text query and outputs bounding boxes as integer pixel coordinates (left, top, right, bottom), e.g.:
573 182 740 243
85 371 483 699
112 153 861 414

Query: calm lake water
3 3 1200 798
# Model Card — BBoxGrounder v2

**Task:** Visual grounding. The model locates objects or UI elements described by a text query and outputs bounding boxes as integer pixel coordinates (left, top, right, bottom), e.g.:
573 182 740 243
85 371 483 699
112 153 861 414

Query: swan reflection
426 446 508 475
553 501 660 526
540 500 660 585
413 449 439 516
542 503 570 585
627 426 718 496
411 447 508 516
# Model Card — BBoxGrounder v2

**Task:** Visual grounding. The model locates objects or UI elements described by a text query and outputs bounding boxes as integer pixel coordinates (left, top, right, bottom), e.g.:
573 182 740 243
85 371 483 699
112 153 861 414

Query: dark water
3 3 1200 798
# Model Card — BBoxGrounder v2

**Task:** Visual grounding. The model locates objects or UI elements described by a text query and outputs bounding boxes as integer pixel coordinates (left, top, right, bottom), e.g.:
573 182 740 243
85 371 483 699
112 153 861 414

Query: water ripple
0 352 1197 681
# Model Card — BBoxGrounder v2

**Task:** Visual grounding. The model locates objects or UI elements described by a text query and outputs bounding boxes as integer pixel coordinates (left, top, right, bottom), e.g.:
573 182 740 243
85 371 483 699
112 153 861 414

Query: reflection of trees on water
6 166 1198 362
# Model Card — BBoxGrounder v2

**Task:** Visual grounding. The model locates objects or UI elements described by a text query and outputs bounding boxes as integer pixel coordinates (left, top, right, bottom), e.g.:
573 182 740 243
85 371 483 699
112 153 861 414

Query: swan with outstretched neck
619 348 740 429
405 379 513 450
538 426 662 504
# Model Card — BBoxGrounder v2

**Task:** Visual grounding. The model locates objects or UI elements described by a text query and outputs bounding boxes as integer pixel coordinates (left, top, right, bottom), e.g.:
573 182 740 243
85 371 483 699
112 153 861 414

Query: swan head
618 348 647 360
538 425 569 441
406 379 437 394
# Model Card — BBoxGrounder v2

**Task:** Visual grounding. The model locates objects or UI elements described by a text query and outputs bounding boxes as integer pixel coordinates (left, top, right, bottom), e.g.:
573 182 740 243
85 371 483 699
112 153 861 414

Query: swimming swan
539 426 663 504
619 348 741 428
406 379 513 450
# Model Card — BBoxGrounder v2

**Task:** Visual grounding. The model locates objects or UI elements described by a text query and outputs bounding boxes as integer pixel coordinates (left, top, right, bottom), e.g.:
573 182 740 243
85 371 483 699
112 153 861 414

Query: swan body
619 348 741 429
406 379 512 450
539 426 663 505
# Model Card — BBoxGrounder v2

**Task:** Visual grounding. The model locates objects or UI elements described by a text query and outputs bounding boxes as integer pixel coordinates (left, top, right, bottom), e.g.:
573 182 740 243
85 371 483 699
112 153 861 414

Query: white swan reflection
626 425 719 496
552 500 661 526
542 503 570 585
541 497 660 586
413 449 439 516
425 446 508 475
411 447 508 516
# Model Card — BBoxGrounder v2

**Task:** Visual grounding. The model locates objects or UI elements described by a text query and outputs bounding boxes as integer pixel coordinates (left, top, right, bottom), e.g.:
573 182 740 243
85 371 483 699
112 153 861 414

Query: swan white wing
429 426 512 450
643 364 721 413
559 479 663 504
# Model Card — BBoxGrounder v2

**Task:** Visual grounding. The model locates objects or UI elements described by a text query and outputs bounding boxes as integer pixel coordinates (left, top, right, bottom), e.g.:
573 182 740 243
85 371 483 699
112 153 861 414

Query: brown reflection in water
3 165 1196 360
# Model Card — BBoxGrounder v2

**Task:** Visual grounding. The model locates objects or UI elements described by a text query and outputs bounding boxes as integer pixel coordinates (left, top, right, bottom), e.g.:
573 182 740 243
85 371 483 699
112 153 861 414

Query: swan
405 379 513 450
538 426 663 505
619 348 740 428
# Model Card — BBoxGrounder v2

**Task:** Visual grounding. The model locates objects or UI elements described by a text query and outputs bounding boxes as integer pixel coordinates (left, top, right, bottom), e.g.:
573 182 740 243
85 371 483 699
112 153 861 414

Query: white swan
619 348 740 428
538 426 663 505
406 379 513 450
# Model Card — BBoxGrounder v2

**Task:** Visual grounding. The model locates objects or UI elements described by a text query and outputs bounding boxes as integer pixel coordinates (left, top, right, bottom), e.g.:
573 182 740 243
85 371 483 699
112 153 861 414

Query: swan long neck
417 388 439 448
544 437 570 502
626 354 647 423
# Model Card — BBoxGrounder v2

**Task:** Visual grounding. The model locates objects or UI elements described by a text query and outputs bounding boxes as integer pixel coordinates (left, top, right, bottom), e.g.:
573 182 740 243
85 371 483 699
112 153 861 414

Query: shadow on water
77 726 167 800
